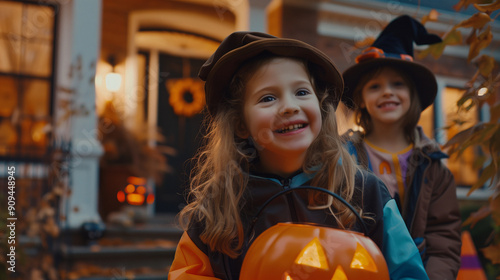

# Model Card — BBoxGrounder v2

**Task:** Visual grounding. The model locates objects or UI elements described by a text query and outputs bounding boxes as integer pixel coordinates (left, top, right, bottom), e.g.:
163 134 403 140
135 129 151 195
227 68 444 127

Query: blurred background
0 0 498 279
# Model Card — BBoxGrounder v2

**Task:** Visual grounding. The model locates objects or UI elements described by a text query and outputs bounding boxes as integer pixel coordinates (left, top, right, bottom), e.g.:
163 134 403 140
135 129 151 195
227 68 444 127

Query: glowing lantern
240 223 389 280
240 186 389 280
116 176 155 206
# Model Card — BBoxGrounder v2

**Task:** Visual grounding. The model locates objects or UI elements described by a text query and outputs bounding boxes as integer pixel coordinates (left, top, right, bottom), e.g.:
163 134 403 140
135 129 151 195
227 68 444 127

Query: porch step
58 215 183 279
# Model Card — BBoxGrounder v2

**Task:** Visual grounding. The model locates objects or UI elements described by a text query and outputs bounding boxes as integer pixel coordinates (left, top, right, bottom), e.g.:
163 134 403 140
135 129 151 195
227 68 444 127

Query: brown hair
352 66 422 143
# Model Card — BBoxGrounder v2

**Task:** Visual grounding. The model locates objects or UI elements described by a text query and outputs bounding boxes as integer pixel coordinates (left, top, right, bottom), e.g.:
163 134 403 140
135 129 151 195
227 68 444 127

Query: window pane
0 119 17 156
0 2 54 76
0 38 21 73
442 87 478 186
0 2 22 73
22 79 50 118
22 40 53 76
0 2 23 35
0 76 18 117
20 119 49 154
23 5 54 41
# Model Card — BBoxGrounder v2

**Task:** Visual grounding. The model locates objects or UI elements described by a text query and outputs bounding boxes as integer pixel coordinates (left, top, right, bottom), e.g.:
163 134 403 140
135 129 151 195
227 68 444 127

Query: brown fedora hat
199 31 344 116
342 15 441 111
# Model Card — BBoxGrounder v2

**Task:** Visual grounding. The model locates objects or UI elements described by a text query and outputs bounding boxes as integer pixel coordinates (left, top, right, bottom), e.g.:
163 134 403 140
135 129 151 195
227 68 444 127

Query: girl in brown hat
342 15 462 280
169 31 429 280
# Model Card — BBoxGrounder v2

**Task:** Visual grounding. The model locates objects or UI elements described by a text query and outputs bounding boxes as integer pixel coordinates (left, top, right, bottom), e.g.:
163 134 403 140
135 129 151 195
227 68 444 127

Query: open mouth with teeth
276 123 307 133
378 102 399 108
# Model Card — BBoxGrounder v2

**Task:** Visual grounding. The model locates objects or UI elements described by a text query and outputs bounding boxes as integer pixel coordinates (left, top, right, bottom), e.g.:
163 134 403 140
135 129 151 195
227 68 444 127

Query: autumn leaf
417 44 442 59
455 12 491 29
481 243 500 264
485 85 499 108
474 0 500 13
454 0 481 11
490 191 500 225
473 155 488 169
444 123 497 156
444 124 475 148
421 9 440 25
462 205 492 227
418 29 462 59
466 29 477 45
468 25 493 61
469 162 496 194
474 54 496 77
464 123 499 149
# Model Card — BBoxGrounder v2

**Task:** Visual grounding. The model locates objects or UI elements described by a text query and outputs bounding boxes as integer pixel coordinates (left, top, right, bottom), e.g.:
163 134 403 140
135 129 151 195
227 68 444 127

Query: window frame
0 0 58 161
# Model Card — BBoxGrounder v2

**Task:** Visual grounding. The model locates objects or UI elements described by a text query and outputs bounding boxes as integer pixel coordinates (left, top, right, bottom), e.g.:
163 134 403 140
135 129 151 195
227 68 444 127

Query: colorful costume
340 15 462 279
345 127 462 279
169 169 429 280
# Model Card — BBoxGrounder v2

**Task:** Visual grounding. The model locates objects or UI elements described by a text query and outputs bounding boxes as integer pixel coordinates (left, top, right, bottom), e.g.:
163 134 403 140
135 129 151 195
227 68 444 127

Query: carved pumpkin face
240 223 389 280
116 176 155 206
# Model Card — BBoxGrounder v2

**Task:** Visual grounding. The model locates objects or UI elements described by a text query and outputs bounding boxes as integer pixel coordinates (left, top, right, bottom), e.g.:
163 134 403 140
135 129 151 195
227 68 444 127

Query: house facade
1 0 498 229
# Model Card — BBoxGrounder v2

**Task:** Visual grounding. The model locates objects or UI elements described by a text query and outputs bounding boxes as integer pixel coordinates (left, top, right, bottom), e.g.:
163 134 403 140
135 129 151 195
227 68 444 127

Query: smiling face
240 57 322 177
360 67 411 129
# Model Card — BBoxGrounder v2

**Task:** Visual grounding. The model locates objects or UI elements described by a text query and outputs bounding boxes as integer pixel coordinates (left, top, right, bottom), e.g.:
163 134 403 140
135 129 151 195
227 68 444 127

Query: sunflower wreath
167 78 205 117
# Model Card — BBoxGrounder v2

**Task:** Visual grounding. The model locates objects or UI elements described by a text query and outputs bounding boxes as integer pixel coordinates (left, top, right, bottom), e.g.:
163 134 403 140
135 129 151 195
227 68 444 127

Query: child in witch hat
169 31 430 279
342 15 462 279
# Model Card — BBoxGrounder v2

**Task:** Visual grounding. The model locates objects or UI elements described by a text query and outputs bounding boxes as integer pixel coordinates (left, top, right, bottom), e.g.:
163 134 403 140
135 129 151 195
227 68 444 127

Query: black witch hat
342 15 442 110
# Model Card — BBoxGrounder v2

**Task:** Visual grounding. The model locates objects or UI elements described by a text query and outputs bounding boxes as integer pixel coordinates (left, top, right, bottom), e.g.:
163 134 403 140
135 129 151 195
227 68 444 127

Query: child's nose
382 84 395 96
279 99 300 116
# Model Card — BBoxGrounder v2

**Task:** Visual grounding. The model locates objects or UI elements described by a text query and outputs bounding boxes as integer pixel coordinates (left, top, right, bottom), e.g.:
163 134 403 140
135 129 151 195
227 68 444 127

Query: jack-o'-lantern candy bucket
240 186 389 280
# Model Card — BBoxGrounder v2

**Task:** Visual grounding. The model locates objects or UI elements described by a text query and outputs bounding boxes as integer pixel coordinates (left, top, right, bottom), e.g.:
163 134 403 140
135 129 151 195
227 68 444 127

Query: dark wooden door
155 53 206 213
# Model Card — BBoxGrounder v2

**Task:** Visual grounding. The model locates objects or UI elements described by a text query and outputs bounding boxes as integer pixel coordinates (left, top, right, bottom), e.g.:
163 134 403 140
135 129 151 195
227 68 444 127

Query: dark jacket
345 127 462 280
169 169 429 280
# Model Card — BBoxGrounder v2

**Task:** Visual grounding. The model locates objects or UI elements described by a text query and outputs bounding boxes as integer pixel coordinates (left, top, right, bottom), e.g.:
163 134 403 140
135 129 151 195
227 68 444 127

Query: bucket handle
248 186 369 236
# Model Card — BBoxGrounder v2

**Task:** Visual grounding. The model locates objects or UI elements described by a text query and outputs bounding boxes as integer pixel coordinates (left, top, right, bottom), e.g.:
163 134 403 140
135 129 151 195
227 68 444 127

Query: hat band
355 47 413 64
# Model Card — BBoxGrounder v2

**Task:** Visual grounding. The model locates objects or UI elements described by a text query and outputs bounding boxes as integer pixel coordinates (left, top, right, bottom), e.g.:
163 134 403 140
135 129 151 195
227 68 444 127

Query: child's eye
393 81 406 87
259 95 276 103
296 89 310 96
367 83 380 90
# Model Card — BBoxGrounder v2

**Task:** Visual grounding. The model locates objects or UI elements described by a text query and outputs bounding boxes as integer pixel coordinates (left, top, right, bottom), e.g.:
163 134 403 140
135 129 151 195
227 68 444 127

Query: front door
155 53 206 213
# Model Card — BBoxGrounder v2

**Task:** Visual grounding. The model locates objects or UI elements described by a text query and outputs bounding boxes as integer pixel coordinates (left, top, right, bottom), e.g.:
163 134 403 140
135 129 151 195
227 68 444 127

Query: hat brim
204 39 344 116
342 58 437 111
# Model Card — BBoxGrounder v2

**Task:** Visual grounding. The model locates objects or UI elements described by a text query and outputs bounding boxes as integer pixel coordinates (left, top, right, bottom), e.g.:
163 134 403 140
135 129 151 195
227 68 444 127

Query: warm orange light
331 265 348 280
295 237 328 270
350 243 378 272
146 193 155 204
120 177 153 206
127 193 145 205
128 176 147 185
125 184 135 193
136 186 146 194
31 122 47 144
283 272 294 280
117 191 125 203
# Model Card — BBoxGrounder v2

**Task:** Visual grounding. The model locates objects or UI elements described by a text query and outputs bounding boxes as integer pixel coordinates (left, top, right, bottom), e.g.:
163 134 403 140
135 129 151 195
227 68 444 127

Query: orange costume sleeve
168 232 221 280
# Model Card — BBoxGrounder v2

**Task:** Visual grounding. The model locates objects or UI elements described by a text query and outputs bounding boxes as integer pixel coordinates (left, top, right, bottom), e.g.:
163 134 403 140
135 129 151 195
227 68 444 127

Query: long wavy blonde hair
179 55 362 258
